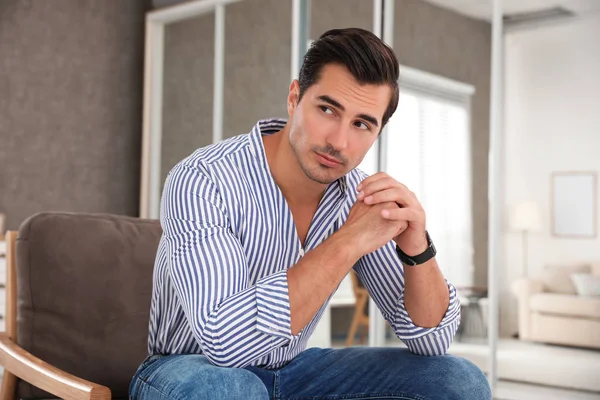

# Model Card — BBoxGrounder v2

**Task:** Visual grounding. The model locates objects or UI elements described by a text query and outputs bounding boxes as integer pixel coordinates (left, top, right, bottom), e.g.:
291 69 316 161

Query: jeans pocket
134 355 164 383
130 356 157 398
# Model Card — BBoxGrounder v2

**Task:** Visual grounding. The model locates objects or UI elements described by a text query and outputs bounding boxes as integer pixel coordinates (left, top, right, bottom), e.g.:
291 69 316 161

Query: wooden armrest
0 333 111 400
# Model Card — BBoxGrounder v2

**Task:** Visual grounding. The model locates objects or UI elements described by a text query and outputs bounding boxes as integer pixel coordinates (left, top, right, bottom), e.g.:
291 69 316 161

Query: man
130 28 490 399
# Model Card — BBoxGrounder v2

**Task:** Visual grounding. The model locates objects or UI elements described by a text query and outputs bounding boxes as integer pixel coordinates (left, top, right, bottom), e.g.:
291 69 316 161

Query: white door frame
488 0 504 395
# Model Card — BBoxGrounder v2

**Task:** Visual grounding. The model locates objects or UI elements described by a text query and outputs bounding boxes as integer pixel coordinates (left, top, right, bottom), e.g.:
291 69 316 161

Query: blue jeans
129 347 491 400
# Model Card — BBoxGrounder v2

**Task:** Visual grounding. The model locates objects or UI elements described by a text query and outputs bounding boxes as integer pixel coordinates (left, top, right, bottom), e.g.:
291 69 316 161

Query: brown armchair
0 212 161 400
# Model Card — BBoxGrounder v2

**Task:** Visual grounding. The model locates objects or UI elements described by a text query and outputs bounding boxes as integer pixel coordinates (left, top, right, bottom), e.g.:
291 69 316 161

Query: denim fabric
129 347 491 400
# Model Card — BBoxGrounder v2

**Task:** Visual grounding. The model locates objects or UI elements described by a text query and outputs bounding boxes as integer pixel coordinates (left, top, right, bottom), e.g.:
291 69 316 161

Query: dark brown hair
297 28 400 129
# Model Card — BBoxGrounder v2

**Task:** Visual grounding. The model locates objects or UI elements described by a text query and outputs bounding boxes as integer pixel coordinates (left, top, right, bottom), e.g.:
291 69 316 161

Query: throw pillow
541 264 590 294
570 273 600 297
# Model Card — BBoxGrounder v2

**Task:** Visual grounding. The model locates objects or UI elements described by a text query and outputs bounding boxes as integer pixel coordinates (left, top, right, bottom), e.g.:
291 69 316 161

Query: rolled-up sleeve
161 163 294 368
354 241 461 356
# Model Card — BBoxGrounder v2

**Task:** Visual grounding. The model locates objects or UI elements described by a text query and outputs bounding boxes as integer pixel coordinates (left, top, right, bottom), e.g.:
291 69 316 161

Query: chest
231 191 349 282
289 203 319 247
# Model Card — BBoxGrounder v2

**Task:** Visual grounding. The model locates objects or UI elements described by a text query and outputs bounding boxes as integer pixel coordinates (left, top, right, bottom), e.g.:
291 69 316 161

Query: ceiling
422 0 600 21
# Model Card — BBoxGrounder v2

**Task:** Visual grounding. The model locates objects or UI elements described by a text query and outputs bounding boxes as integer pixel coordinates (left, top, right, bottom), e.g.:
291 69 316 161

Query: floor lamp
509 202 542 277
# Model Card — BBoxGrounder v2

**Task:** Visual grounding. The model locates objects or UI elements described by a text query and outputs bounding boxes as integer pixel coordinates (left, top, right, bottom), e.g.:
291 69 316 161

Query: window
359 67 475 286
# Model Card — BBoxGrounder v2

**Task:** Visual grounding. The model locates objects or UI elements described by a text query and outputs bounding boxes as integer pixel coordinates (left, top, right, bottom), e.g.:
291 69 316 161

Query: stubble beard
289 129 351 186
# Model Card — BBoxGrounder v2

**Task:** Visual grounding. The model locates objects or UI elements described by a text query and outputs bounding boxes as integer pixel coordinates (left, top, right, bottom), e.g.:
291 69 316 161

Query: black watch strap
396 231 437 266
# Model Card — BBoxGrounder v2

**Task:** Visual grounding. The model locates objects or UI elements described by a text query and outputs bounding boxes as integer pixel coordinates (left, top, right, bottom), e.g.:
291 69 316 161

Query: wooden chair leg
0 371 17 400
346 314 360 347
359 322 368 345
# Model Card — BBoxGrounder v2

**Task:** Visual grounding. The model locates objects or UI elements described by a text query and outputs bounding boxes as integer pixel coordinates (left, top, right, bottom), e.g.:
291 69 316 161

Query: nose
326 124 349 152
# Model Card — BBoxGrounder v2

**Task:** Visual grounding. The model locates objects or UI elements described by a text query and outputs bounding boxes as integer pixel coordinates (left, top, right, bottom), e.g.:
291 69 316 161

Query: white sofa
511 262 600 350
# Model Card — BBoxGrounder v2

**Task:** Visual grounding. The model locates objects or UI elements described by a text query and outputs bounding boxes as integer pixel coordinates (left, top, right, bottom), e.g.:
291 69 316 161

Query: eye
319 105 334 115
354 121 370 130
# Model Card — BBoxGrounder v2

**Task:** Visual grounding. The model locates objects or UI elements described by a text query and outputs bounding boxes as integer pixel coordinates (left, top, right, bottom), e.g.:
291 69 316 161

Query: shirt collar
249 118 348 196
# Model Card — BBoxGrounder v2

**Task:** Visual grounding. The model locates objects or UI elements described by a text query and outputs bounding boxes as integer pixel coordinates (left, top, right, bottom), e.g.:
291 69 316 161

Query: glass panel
223 0 292 139
161 13 215 188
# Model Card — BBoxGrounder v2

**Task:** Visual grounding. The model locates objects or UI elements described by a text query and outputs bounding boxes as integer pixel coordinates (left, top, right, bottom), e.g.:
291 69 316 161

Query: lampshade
509 201 542 231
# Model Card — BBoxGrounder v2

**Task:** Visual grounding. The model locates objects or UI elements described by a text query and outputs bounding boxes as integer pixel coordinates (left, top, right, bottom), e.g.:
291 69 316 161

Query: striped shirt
148 118 461 368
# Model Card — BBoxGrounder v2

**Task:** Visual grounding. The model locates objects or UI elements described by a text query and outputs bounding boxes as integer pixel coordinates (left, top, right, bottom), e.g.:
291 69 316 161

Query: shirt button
299 248 305 257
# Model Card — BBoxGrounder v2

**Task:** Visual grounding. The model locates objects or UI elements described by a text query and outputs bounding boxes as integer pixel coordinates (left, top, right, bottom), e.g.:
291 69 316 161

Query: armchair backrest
14 212 161 399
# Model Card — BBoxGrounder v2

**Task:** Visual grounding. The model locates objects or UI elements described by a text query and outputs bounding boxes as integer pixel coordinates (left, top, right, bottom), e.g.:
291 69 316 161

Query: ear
287 80 300 116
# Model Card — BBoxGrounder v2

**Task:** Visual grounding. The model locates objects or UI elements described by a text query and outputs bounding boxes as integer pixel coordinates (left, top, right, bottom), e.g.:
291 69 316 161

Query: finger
393 221 409 237
363 187 417 208
350 198 370 210
356 172 390 191
357 177 398 199
395 181 416 199
359 180 417 208
360 176 417 200
381 206 423 223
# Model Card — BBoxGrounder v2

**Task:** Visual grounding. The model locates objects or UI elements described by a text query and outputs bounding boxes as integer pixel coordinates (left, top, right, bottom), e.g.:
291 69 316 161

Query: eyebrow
317 95 380 128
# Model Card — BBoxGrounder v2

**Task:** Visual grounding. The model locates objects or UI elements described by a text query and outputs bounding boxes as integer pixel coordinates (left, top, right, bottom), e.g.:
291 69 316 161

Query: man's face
287 63 391 185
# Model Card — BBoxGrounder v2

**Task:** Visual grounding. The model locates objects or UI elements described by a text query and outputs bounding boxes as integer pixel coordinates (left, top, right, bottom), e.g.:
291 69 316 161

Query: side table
456 286 488 341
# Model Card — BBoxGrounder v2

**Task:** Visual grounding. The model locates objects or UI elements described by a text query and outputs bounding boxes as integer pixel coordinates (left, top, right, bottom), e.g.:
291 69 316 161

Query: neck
262 122 327 206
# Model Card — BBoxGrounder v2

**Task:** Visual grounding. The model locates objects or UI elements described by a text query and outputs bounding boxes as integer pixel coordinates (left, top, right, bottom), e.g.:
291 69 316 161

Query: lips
315 152 342 167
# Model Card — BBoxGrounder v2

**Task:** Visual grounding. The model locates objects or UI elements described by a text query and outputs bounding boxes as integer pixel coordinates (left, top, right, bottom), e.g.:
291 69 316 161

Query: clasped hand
352 172 428 257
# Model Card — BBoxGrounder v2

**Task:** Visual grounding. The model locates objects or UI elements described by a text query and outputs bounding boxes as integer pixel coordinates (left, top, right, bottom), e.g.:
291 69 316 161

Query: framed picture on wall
551 171 597 238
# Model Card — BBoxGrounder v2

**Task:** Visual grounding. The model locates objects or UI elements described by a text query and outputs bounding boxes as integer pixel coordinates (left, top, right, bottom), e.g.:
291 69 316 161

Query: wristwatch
395 231 437 266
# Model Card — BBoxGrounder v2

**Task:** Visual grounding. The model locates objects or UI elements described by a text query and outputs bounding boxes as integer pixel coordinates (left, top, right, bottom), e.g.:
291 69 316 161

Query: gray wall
160 0 291 184
222 0 291 138
161 14 215 183
311 0 374 34
0 0 149 230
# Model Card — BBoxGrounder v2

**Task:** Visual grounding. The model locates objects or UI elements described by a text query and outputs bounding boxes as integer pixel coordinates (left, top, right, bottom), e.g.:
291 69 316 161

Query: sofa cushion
541 264 591 294
530 293 600 319
16 212 161 399
571 273 600 297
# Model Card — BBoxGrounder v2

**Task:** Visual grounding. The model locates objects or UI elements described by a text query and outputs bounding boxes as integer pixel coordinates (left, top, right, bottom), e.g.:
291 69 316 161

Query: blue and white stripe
148 118 461 368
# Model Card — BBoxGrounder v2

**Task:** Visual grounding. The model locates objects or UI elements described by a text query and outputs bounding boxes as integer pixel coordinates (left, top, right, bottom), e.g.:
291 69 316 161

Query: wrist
396 231 437 266
398 241 428 257
329 227 363 263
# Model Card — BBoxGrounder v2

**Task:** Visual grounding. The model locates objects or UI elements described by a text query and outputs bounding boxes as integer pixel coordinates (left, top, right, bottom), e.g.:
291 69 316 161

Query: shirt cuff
393 280 461 339
256 271 293 340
